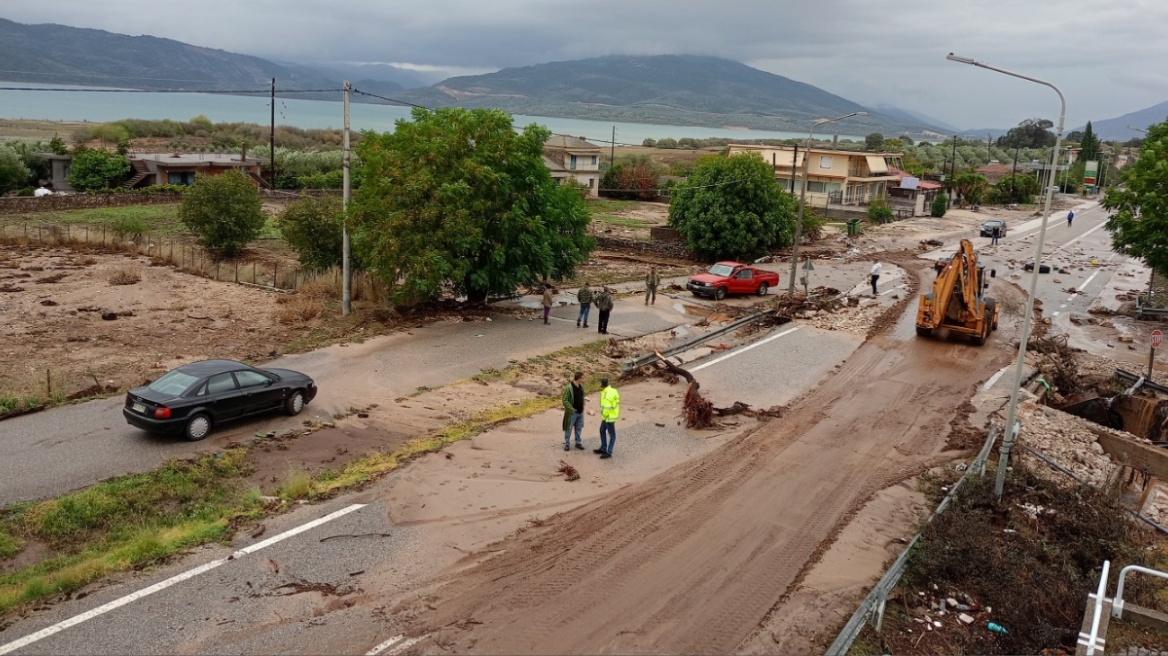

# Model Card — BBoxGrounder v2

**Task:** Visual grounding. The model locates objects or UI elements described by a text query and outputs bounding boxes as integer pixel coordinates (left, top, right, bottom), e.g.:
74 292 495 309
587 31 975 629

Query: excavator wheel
985 298 999 331
915 326 933 337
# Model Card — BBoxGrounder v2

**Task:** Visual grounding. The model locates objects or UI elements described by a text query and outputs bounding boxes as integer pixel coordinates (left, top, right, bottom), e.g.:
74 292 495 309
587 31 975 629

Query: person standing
1067 210 1075 227
645 265 660 305
541 284 554 325
576 282 593 328
595 377 620 459
990 225 1000 246
595 286 614 335
869 259 882 296
561 372 585 451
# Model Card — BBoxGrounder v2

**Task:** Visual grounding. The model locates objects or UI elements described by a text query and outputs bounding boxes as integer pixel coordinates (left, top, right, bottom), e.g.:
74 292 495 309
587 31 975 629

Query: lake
0 82 861 145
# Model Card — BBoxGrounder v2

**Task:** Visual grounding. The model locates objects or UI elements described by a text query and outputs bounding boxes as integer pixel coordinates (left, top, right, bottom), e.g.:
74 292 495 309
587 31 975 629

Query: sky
8 0 1168 132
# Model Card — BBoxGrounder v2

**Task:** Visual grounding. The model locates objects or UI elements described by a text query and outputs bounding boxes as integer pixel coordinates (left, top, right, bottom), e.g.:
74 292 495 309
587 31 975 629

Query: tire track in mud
399 258 1011 654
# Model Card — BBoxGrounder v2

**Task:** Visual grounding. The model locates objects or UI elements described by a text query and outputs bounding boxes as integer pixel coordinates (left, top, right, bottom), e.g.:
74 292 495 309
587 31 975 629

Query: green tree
997 118 1056 149
0 147 31 193
279 197 350 271
178 170 265 257
865 133 885 151
48 135 68 155
351 107 593 305
67 149 130 191
930 194 948 218
953 172 989 206
668 152 796 261
91 123 129 147
601 155 661 200
996 173 1040 204
1104 119 1168 277
1080 121 1101 163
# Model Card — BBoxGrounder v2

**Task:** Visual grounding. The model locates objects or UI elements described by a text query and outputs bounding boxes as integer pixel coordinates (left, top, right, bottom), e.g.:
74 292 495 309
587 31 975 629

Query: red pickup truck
686 262 779 300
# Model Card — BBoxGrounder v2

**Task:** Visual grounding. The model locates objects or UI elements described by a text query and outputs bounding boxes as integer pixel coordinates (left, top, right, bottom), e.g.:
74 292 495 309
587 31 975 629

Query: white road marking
690 326 803 372
1052 220 1109 252
1060 304 1068 309
367 634 424 656
386 637 424 655
879 284 906 297
1078 270 1101 293
0 504 366 655
982 365 1012 391
1052 311 1060 317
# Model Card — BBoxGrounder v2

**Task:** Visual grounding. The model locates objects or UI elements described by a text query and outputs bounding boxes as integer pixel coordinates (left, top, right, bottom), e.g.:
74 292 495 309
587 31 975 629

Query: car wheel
714 287 727 301
756 282 769 296
285 390 305 416
185 413 212 441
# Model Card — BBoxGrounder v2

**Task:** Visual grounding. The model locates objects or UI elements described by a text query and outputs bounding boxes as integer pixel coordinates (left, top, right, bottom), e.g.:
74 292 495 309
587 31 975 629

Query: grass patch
594 214 650 228
5 205 183 234
0 449 260 615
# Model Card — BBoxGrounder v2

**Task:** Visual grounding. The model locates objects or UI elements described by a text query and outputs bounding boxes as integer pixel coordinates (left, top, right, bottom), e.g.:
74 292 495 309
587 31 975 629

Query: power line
350 88 430 110
0 86 342 95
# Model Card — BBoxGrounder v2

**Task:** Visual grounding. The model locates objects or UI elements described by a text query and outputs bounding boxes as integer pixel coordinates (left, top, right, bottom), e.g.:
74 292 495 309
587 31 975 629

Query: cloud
7 0 1168 130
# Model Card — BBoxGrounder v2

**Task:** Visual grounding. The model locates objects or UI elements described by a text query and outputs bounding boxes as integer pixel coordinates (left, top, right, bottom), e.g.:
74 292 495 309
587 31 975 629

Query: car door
200 372 244 421
731 268 753 294
233 369 283 415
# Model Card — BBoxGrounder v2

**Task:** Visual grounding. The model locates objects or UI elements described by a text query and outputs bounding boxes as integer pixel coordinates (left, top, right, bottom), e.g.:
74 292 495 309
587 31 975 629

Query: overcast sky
9 0 1168 131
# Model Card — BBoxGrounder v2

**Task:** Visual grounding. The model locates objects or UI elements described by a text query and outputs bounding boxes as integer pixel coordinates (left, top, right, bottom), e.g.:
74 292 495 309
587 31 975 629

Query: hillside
1081 101 1168 141
0 18 401 97
399 55 937 136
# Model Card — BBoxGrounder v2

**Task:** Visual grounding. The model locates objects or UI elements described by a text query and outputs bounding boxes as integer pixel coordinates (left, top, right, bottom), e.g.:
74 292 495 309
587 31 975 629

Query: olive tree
178 170 265 257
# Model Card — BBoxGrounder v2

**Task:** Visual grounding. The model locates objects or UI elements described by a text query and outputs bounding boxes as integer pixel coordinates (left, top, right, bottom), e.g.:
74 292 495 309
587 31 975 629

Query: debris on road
557 460 580 482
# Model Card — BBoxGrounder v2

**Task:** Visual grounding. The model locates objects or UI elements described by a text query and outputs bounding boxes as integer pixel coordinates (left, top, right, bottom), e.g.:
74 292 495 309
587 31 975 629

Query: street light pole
789 111 868 295
947 53 1065 500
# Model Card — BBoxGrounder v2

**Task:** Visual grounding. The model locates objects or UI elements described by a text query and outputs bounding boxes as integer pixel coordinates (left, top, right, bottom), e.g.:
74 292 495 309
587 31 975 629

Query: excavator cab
916 239 999 345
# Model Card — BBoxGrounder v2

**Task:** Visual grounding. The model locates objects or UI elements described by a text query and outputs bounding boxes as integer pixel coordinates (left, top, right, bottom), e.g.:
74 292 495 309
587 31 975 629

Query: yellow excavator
916 239 999 345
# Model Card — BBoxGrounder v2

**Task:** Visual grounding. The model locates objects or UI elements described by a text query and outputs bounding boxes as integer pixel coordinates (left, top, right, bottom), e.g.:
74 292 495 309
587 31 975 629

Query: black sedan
123 360 317 441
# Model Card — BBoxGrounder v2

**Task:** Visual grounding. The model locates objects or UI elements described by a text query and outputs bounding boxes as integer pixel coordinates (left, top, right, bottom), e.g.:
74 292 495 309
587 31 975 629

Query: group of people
562 372 621 457
540 265 663 335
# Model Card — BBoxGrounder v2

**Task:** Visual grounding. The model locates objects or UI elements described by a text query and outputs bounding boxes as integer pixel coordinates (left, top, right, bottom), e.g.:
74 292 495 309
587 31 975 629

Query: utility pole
789 144 798 193
610 126 616 166
269 78 276 190
1010 145 1020 203
950 135 957 204
342 81 352 316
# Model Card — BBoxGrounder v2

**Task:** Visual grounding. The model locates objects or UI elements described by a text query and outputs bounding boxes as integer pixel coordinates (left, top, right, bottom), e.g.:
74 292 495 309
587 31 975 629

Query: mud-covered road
397 262 1013 654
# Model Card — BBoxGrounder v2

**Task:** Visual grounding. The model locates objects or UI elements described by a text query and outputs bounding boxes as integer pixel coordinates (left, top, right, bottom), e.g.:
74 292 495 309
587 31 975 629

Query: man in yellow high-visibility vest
595 377 620 459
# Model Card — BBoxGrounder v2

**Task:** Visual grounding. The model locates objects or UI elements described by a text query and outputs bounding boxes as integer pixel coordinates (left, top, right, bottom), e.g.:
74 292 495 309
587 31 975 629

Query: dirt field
0 244 294 400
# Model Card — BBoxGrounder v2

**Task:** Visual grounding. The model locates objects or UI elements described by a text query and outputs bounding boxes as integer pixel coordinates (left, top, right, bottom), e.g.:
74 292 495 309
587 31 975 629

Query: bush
67 149 130 192
930 194 949 217
178 170 265 257
278 196 347 271
802 207 828 240
111 215 148 241
867 198 895 224
107 265 141 286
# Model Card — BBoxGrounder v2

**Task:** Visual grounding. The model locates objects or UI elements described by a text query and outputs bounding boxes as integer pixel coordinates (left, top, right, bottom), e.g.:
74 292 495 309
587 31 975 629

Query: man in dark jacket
595 286 614 334
561 372 585 451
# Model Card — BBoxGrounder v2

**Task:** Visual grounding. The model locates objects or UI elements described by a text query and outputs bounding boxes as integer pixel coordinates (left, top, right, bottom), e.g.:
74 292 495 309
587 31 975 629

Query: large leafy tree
668 152 796 261
953 172 989 206
601 155 662 200
997 118 1056 149
178 169 265 257
1104 118 1168 277
0 147 31 193
67 148 130 191
351 107 593 305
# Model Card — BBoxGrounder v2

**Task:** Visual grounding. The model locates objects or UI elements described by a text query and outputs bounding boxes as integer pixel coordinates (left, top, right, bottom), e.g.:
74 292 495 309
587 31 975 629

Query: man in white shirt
869 260 882 296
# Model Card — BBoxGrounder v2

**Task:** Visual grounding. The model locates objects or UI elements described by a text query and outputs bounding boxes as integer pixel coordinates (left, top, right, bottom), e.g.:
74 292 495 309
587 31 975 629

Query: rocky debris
1017 401 1120 487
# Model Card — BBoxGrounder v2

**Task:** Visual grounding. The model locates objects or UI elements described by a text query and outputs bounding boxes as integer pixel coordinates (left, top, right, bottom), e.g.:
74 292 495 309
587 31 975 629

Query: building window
570 155 577 170
819 156 832 169
591 155 597 166
167 172 196 185
808 181 826 193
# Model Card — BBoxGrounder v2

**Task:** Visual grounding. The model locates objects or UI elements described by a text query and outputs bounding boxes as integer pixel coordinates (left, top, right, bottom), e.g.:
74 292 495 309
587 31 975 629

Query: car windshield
147 370 200 396
708 264 735 276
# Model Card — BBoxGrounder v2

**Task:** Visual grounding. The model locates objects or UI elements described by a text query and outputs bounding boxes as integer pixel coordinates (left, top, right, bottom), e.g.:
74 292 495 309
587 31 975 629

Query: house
724 144 900 209
974 162 1015 184
543 135 602 198
124 152 266 189
886 166 944 217
38 151 266 192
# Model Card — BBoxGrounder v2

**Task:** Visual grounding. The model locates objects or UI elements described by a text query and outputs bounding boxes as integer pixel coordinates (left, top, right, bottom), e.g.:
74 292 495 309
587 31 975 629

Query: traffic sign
1153 329 1163 349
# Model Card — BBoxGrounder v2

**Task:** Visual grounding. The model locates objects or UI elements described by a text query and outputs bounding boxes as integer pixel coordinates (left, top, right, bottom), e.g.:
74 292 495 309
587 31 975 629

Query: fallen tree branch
655 349 714 428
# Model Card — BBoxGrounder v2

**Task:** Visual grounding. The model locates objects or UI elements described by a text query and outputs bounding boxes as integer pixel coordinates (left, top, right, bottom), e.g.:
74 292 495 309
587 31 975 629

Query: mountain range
1 16 1164 140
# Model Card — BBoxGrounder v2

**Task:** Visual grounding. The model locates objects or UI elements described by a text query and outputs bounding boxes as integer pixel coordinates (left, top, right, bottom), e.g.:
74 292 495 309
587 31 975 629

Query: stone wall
0 192 182 214
594 235 692 260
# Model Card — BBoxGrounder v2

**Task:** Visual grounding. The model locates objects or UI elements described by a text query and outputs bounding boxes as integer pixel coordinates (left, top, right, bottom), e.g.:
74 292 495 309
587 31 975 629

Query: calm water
0 82 860 145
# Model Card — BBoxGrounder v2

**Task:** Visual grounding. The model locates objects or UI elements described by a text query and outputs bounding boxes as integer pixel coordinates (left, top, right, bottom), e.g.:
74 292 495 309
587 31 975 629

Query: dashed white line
0 504 366 655
1060 304 1068 309
879 284 907 297
982 365 1011 391
368 634 426 656
690 325 803 372
1078 270 1101 293
1052 311 1060 317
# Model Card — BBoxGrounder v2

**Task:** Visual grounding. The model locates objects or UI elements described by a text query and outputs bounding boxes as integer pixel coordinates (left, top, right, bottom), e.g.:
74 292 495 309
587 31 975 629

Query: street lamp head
947 53 977 65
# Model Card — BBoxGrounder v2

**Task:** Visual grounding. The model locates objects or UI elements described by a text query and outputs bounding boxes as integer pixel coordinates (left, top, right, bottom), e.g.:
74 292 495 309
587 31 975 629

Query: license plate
133 403 146 414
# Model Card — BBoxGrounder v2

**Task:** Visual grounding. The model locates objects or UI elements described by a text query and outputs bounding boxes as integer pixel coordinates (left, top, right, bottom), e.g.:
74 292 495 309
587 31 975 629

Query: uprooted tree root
652 350 781 428
557 460 580 481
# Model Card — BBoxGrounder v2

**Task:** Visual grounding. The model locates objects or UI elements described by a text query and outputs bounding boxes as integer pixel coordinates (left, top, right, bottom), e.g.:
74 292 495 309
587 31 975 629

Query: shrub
178 170 265 257
275 294 324 324
930 194 949 218
107 265 141 285
867 198 894 224
111 215 148 242
278 197 348 271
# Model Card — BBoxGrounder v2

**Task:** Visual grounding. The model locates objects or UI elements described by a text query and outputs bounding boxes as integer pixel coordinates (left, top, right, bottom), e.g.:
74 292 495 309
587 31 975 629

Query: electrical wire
350 88 430 110
0 86 342 94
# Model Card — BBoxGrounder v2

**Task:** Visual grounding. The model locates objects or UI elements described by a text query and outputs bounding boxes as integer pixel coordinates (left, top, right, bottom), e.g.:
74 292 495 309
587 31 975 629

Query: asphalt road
0 296 685 505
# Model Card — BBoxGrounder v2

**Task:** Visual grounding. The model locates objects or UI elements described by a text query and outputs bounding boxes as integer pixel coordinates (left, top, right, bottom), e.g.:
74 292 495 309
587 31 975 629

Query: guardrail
620 309 774 372
1111 564 1168 620
1136 295 1168 319
1114 369 1168 395
826 425 1001 654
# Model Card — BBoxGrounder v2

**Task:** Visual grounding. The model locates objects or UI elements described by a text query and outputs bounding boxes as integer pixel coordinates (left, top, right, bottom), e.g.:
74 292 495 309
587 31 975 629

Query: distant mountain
870 103 959 135
295 61 434 90
1079 101 1168 141
397 55 942 136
